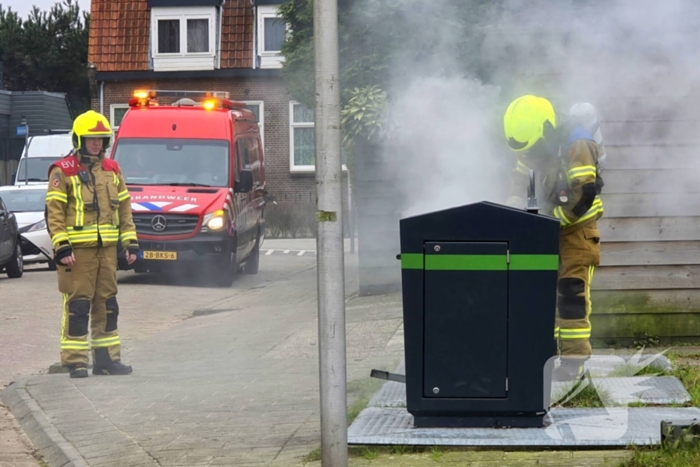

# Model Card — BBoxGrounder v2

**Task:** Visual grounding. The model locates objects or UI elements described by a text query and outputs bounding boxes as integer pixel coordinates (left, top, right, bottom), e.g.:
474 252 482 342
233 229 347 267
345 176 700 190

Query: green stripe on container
426 255 507 271
400 253 559 271
401 253 423 269
510 254 559 271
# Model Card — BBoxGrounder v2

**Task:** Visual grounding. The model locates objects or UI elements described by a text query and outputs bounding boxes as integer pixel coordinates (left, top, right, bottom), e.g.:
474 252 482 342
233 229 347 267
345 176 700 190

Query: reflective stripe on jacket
46 154 138 251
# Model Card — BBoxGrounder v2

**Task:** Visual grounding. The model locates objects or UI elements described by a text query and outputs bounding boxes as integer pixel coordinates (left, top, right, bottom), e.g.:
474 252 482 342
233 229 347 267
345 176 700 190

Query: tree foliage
0 0 90 114
340 85 389 146
278 0 505 141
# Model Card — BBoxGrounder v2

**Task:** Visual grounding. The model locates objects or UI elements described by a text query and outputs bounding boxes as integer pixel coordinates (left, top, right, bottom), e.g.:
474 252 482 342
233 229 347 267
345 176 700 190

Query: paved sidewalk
3 256 404 466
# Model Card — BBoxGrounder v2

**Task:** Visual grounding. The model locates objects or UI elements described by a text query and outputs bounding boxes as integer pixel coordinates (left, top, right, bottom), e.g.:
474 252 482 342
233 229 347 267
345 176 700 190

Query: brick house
87 0 319 207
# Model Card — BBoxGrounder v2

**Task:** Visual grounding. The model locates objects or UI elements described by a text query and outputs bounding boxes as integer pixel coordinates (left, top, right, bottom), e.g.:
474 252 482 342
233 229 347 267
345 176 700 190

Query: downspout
252 0 257 69
99 81 104 115
217 0 225 69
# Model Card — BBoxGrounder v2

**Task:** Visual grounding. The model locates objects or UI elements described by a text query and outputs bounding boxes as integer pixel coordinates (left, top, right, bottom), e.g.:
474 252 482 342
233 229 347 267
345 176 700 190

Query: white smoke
388 76 507 218
353 0 700 218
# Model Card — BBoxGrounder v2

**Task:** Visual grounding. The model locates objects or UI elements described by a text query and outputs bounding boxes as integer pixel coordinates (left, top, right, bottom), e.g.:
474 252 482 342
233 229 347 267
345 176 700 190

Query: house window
243 101 264 146
158 19 180 53
187 19 209 53
257 5 286 69
289 101 348 173
290 102 315 172
264 17 285 52
151 7 217 72
110 104 130 129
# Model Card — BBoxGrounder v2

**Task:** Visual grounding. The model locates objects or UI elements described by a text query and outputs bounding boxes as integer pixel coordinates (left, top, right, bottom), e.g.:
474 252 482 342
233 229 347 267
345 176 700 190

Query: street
0 239 404 466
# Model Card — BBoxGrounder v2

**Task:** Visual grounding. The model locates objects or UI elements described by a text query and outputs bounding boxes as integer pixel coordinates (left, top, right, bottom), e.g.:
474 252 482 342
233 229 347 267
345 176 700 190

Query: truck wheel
243 232 260 275
6 242 24 278
213 242 237 287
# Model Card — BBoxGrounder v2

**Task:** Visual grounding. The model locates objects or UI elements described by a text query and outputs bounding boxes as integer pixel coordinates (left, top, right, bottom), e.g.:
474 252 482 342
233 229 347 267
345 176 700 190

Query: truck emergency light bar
129 89 247 111
133 90 230 99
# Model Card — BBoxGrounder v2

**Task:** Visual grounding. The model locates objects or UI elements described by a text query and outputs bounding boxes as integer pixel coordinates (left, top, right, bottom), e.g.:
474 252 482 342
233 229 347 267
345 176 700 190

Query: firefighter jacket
45 153 138 255
508 127 604 233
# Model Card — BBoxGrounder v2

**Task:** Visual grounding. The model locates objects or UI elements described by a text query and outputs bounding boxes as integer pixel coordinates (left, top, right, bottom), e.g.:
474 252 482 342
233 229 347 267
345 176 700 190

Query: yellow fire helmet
503 95 557 152
71 110 113 151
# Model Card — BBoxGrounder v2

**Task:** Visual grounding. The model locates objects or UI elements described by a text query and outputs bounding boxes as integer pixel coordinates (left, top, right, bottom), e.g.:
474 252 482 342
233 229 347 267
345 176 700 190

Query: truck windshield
15 157 63 182
113 138 230 187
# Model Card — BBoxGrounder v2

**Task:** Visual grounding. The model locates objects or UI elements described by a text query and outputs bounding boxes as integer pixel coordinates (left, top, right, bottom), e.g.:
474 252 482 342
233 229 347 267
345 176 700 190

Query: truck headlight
202 210 226 231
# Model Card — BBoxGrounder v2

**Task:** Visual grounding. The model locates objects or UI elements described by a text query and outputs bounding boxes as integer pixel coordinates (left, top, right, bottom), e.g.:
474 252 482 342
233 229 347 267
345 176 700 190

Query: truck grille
133 213 200 236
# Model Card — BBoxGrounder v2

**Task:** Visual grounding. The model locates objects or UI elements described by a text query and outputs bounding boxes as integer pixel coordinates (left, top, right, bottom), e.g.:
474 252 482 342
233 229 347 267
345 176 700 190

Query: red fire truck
110 90 266 286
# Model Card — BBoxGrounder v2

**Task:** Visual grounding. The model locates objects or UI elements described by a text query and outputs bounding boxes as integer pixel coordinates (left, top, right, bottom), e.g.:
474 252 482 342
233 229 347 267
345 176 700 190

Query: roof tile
89 0 253 72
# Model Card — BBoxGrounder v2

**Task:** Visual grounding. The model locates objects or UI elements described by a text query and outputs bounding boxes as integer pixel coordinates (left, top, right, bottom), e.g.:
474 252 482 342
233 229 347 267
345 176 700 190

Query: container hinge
506 250 510 264
506 377 509 391
370 369 406 384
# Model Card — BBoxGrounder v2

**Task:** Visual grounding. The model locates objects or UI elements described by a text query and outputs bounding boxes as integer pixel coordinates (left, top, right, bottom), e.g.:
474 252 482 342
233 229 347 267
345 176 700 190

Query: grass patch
622 445 700 466
672 362 700 407
430 445 444 461
552 380 610 408
620 354 700 466
349 445 451 460
356 446 379 460
302 447 322 464
389 444 410 455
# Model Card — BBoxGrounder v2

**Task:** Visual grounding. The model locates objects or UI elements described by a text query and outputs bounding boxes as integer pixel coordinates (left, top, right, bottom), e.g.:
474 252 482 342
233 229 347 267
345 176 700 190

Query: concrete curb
2 378 89 467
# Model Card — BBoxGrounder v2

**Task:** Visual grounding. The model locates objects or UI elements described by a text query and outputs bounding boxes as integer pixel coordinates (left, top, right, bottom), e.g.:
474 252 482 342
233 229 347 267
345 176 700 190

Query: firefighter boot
69 363 88 379
552 358 586 382
93 361 133 376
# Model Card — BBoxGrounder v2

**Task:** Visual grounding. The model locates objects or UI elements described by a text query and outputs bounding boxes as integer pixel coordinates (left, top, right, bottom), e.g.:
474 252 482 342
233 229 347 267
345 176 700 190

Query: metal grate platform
349 407 700 447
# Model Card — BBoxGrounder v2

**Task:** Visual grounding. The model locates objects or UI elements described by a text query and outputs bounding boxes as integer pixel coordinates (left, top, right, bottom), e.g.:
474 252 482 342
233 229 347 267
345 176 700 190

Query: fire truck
110 90 266 286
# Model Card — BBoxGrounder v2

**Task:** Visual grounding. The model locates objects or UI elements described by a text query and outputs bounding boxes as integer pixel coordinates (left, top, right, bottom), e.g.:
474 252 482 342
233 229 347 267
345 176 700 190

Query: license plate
142 251 177 260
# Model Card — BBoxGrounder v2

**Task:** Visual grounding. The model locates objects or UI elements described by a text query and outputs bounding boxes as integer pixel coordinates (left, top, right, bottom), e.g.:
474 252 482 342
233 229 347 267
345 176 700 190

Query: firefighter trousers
555 223 601 359
57 246 122 367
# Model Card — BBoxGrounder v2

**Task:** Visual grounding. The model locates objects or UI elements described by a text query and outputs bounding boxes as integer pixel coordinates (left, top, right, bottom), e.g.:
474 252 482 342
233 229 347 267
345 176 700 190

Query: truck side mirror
235 169 253 193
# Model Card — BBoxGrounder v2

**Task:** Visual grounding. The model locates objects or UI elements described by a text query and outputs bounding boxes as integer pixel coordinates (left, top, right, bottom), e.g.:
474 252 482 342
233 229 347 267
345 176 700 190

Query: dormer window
150 6 217 71
157 18 210 54
257 5 286 69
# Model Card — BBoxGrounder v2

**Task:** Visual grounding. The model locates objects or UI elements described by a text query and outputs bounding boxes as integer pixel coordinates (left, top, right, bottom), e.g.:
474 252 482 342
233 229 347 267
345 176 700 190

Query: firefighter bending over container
503 95 604 382
45 110 139 378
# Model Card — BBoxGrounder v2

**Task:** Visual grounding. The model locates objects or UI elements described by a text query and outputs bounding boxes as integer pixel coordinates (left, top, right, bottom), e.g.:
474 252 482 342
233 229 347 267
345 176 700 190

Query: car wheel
212 241 237 287
6 241 24 278
48 259 57 271
243 230 260 275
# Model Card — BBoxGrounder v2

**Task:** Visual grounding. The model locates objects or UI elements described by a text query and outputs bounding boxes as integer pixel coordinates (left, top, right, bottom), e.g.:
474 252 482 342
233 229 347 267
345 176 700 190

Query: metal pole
348 174 355 254
313 0 347 464
24 124 29 186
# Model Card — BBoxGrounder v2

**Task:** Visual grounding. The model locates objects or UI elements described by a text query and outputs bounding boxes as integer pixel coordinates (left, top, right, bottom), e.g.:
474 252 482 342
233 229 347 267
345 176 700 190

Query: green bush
265 200 316 239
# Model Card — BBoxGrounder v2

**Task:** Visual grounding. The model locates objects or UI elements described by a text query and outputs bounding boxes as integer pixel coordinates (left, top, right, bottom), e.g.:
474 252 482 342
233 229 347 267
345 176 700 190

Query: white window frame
257 5 286 69
289 101 315 173
289 101 347 173
243 100 264 147
110 104 130 129
151 6 217 71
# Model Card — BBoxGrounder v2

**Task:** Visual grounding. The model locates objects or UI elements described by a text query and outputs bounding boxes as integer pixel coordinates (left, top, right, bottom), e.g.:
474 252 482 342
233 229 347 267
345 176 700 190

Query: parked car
0 186 53 270
14 133 74 186
0 193 23 278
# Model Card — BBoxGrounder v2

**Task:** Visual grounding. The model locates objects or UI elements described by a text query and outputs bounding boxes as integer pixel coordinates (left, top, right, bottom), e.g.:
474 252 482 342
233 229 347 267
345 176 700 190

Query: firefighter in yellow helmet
504 95 604 382
45 110 139 378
